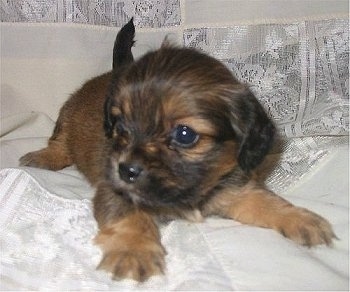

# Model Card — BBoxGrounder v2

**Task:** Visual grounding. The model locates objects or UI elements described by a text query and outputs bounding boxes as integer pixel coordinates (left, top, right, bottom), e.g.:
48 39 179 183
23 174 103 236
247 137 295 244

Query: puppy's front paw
278 207 336 247
94 213 166 282
97 241 166 281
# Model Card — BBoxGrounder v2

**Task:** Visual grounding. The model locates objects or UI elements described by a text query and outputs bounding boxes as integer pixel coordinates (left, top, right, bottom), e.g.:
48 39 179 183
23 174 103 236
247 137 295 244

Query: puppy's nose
118 162 143 183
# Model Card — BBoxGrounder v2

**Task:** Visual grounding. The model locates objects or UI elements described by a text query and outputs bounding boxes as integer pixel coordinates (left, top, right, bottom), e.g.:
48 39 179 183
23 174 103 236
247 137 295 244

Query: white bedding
0 147 349 290
1 0 349 290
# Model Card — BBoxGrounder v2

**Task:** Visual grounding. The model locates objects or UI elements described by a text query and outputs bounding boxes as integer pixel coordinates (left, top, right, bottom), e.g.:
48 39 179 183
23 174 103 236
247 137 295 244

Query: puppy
20 19 336 282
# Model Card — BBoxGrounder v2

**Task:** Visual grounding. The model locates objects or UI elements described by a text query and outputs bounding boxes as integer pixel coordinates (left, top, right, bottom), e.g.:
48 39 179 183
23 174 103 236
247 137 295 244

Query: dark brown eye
172 125 199 148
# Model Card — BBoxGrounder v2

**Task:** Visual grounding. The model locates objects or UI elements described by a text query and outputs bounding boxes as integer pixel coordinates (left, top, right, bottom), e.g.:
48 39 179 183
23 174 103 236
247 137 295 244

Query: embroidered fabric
0 0 181 27
0 169 101 290
0 168 234 290
184 20 349 138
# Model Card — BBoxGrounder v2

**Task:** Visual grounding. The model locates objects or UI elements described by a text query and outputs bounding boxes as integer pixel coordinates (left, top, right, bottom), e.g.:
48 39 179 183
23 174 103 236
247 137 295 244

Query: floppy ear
230 87 276 173
105 19 135 138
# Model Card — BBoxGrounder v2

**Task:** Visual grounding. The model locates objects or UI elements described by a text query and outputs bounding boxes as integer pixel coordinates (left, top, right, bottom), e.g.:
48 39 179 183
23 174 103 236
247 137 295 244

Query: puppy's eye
172 125 199 148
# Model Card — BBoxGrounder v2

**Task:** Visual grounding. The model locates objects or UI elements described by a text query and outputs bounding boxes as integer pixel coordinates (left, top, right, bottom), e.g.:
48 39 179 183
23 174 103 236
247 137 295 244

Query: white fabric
0 147 349 290
0 0 349 290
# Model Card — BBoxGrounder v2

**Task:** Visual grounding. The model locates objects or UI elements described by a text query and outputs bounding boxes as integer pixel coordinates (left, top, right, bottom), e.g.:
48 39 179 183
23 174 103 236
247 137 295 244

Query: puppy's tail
113 18 135 70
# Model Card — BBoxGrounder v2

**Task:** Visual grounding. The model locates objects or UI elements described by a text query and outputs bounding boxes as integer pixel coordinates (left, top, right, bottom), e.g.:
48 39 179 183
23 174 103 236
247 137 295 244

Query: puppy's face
104 46 275 209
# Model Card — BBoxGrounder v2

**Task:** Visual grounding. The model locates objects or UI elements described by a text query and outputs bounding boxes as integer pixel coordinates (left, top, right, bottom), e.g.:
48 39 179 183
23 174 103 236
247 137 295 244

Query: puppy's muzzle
119 162 143 183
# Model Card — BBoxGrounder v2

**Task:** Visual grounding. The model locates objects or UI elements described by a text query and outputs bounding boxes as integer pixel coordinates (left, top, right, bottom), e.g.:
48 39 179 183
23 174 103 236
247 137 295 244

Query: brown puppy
20 19 336 282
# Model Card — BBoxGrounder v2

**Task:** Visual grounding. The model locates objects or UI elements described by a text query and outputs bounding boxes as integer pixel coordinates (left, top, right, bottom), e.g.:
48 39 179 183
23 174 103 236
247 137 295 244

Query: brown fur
95 210 165 281
202 183 335 246
20 21 336 282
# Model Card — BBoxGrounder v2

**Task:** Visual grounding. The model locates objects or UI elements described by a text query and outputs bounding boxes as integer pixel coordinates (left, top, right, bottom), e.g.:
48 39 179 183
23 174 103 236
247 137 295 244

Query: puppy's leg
93 182 166 282
203 184 336 247
19 117 72 170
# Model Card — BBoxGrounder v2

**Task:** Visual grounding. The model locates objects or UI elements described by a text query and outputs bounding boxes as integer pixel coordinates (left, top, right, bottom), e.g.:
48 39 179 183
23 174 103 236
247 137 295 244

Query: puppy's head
104 45 275 209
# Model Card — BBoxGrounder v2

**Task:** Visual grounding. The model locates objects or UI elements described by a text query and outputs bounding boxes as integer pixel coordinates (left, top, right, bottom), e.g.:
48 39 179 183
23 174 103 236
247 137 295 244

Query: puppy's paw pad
278 208 336 247
98 245 166 282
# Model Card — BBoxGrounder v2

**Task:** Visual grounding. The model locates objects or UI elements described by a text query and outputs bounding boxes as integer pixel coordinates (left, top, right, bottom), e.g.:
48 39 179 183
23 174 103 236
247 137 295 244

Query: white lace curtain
2 1 348 137
1 0 349 192
0 0 181 27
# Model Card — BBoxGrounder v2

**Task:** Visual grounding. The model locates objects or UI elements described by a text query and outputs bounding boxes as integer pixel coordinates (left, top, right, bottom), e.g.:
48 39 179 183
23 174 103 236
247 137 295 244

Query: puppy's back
63 72 112 184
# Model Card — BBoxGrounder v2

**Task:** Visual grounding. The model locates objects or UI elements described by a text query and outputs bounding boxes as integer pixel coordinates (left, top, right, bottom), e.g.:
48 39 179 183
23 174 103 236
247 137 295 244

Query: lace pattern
0 169 103 290
0 0 181 27
184 19 349 138
0 168 235 290
262 135 348 193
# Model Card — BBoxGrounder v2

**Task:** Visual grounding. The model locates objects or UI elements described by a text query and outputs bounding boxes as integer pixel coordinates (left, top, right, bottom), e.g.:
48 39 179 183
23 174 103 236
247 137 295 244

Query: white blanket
0 146 348 290
1 0 349 290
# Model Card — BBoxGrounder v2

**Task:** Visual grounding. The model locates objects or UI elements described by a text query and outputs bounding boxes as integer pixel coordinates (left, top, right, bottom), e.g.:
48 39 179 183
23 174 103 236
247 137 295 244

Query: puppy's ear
105 19 135 138
230 87 276 173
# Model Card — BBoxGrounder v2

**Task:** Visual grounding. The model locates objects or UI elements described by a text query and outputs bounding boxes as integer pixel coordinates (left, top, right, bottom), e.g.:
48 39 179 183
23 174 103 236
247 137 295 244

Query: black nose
118 162 143 183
